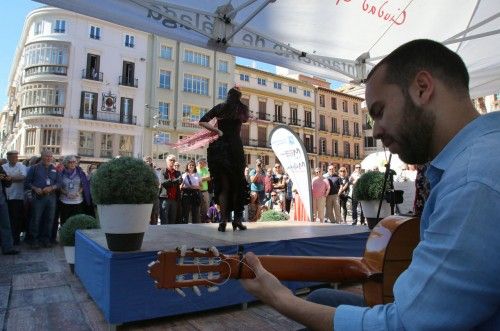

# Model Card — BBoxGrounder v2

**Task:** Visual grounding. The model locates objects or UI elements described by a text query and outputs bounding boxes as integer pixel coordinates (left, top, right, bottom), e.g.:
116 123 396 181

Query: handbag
185 175 201 205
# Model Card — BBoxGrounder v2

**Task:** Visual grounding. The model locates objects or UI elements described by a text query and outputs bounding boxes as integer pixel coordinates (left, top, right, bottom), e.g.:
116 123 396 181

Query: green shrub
260 210 290 222
353 171 386 201
90 157 158 204
59 214 99 246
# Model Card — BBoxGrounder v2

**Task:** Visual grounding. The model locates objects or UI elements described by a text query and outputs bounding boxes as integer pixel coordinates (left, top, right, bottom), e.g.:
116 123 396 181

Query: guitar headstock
148 246 235 295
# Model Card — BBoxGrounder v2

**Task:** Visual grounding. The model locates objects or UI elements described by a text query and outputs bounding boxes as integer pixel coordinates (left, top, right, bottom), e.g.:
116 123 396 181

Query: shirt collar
428 112 500 186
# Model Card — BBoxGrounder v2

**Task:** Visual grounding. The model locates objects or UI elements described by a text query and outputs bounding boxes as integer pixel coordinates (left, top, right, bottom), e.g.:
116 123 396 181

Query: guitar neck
226 255 373 283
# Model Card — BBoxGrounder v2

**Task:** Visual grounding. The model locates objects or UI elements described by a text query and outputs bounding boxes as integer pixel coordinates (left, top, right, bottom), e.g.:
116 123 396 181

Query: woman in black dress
199 87 249 232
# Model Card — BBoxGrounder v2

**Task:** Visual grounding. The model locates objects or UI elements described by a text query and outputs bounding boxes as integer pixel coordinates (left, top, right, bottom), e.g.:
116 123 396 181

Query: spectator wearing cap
2 151 27 245
24 149 61 249
197 158 211 223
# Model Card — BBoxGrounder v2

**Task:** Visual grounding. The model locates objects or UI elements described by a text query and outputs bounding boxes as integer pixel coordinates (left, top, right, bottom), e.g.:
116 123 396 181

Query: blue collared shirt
335 112 500 330
25 163 61 191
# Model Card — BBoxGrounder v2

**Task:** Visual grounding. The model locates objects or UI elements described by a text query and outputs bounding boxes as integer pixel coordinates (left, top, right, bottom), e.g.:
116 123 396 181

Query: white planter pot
63 246 75 264
97 204 153 251
97 204 153 234
360 200 392 219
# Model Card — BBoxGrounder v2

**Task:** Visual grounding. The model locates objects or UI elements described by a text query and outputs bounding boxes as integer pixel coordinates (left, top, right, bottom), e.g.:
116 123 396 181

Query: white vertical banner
270 126 312 221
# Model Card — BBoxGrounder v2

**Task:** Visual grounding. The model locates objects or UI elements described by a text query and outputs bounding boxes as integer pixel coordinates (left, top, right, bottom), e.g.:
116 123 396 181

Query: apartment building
235 65 317 169
1 7 235 164
145 36 235 164
1 7 148 161
316 87 365 173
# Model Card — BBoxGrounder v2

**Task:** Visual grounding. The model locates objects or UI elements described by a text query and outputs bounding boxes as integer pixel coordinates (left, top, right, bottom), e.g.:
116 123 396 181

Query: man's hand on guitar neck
240 252 335 331
240 252 291 304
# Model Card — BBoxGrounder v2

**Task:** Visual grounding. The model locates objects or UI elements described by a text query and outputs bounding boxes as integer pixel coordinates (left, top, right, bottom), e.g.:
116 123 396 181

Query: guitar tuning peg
193 285 202 296
194 248 207 254
175 288 186 297
209 246 219 257
178 245 187 257
207 286 219 293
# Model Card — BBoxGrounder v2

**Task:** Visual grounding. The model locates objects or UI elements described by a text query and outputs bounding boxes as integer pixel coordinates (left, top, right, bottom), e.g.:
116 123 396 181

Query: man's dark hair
367 39 469 94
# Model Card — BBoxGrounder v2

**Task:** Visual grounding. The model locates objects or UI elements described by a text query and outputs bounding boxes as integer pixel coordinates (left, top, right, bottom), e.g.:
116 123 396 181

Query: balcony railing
245 138 268 148
272 115 287 124
22 106 64 117
82 69 103 82
303 121 315 128
342 131 351 136
119 76 138 88
78 147 94 157
24 65 68 77
80 111 137 125
331 129 340 134
252 111 270 121
181 118 198 128
158 119 171 126
305 146 316 153
319 126 328 132
288 118 302 126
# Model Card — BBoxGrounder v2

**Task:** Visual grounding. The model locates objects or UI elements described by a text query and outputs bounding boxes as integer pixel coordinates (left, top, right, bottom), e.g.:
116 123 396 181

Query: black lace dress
199 102 249 221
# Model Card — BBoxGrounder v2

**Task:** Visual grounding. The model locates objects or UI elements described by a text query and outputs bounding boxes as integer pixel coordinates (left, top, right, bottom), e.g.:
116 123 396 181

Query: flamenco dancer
198 87 249 232
174 87 250 232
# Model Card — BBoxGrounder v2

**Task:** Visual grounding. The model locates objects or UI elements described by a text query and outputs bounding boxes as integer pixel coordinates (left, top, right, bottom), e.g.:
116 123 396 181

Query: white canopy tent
34 0 500 97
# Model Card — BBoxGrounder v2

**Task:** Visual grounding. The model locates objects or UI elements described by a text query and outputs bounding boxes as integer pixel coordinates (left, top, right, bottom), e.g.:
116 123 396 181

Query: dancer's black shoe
232 220 247 231
218 222 227 232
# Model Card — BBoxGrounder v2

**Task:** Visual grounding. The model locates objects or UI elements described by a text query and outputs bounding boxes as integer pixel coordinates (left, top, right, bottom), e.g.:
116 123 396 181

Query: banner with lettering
270 126 312 221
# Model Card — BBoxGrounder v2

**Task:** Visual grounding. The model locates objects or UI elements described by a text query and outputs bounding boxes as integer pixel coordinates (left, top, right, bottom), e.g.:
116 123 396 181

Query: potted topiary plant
353 171 392 229
59 214 99 273
91 157 158 251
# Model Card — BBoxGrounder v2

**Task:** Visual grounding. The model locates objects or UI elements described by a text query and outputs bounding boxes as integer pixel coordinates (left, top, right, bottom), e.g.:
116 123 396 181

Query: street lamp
145 104 161 160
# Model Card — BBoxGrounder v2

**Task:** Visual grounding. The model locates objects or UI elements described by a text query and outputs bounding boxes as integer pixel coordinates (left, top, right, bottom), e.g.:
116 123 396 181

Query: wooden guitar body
149 216 420 307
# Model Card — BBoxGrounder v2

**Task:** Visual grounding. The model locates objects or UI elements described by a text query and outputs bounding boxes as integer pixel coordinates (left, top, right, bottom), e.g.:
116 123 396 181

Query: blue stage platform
75 222 369 324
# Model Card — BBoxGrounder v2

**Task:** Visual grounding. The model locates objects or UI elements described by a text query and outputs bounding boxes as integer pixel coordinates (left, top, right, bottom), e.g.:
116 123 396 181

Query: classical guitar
148 216 419 306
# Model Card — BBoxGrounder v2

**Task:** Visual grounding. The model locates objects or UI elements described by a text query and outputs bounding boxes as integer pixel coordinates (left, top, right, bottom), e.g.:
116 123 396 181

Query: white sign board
270 126 312 221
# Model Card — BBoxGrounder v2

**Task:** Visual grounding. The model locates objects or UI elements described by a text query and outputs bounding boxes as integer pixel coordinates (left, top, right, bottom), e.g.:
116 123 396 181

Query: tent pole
225 0 276 42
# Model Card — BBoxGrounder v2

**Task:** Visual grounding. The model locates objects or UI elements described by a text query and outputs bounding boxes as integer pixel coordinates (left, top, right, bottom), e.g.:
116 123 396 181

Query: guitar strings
181 251 258 288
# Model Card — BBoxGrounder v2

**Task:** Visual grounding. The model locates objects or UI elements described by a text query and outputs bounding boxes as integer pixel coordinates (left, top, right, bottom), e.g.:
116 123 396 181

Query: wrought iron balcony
22 106 64 117
303 121 315 128
80 111 137 125
82 69 103 82
252 111 270 121
288 118 302 126
24 65 67 77
78 147 94 157
305 146 316 153
246 138 268 148
273 115 287 124
119 76 138 88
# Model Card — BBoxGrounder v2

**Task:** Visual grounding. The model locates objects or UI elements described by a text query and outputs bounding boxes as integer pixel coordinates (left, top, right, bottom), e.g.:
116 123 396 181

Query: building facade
0 7 235 164
144 35 235 164
316 87 364 172
1 7 148 161
235 65 365 172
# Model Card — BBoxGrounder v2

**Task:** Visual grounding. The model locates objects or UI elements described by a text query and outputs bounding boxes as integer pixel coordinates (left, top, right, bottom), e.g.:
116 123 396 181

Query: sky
0 1 342 109
0 1 42 109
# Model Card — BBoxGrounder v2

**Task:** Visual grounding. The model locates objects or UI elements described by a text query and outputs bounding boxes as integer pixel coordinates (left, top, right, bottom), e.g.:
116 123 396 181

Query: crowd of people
0 149 96 254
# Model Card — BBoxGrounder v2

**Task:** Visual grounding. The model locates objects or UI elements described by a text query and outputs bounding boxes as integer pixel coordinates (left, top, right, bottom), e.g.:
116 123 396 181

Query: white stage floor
82 221 369 252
